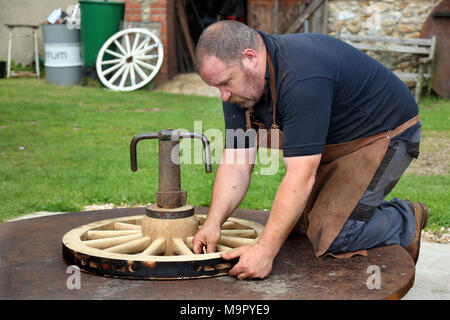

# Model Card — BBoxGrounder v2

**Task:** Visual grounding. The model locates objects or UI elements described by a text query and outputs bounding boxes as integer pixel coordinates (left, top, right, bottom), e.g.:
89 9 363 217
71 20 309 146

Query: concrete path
402 241 450 300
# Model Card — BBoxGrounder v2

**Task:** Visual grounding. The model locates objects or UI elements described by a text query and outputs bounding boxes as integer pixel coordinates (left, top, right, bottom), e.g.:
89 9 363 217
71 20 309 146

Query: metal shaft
130 129 212 210
156 138 186 208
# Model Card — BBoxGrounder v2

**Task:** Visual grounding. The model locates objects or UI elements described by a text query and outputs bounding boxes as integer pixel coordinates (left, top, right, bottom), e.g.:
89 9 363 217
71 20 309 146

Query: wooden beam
339 34 434 46
344 42 430 55
176 0 195 65
285 0 326 34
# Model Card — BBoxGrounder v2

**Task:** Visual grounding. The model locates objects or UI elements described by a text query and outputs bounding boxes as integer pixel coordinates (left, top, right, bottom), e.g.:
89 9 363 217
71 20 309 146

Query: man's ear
242 49 258 67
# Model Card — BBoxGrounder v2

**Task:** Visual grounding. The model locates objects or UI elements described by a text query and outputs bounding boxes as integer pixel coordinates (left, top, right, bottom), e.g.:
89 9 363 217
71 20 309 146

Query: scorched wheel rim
62 214 264 279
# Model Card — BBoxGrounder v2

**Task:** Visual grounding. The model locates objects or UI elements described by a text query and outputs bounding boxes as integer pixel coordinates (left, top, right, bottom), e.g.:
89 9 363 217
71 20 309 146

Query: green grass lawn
0 78 448 231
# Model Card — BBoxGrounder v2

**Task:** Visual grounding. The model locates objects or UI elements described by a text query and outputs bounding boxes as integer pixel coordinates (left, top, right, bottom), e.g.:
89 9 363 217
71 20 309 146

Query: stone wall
327 0 439 85
328 0 439 38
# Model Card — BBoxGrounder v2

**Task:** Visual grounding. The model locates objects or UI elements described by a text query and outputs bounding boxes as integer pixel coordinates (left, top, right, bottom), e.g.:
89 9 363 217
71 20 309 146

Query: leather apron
245 52 420 258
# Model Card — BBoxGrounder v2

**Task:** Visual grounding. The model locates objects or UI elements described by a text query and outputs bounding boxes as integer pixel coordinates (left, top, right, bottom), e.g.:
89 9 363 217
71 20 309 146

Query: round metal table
0 207 415 300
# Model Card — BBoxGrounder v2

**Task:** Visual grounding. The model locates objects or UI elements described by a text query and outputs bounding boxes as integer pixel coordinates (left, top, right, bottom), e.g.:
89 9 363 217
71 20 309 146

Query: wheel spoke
82 233 142 250
129 63 137 86
104 236 151 254
101 58 124 65
141 238 166 255
114 221 141 230
131 32 140 53
221 221 237 230
173 238 194 255
136 54 159 61
114 39 128 56
133 61 149 80
134 36 150 53
135 59 155 71
133 43 158 57
105 49 124 59
218 235 255 248
86 229 140 240
108 63 127 84
124 34 131 55
221 229 256 238
119 64 130 89
186 236 194 250
102 60 125 76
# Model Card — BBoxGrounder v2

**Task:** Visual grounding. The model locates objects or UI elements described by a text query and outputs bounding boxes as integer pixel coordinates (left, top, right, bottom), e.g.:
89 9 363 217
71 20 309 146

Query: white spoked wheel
96 28 164 92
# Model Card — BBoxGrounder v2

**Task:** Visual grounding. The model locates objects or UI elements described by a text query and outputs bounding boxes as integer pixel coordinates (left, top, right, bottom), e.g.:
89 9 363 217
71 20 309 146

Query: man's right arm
193 147 256 253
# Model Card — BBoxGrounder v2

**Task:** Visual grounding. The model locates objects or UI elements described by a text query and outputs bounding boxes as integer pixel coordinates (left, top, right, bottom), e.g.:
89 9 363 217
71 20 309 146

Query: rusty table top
0 207 415 300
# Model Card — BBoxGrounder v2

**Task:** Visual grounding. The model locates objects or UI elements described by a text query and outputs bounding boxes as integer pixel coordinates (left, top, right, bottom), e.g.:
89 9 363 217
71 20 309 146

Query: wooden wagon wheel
62 211 264 279
95 28 164 92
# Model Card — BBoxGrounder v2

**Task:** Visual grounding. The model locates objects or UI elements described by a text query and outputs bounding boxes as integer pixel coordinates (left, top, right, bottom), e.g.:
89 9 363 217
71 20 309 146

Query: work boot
403 202 429 264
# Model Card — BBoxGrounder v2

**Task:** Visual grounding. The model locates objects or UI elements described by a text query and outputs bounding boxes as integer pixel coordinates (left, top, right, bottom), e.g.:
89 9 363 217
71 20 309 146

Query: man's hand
193 221 222 254
221 243 275 280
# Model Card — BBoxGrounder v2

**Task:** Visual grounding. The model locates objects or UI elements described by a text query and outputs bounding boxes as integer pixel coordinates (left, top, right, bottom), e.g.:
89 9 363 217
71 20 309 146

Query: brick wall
124 0 173 79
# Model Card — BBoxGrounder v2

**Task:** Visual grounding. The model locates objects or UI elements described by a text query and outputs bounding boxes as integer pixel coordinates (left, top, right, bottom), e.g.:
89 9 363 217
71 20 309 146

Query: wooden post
285 0 326 34
33 29 40 78
176 0 195 65
7 27 12 78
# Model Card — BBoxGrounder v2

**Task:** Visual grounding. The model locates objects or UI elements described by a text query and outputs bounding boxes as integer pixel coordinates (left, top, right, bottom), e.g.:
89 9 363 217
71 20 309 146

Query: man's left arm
221 153 321 279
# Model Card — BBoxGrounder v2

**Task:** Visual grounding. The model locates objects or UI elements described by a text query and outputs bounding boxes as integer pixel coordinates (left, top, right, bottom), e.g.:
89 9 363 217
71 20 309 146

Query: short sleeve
222 101 256 149
280 77 334 157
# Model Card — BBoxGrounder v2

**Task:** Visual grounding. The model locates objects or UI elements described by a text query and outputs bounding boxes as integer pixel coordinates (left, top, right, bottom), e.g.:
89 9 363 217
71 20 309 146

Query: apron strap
322 115 420 163
267 51 279 129
245 106 253 130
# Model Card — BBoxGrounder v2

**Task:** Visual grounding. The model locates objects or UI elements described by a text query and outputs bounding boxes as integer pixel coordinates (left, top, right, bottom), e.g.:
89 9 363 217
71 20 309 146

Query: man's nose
220 89 231 102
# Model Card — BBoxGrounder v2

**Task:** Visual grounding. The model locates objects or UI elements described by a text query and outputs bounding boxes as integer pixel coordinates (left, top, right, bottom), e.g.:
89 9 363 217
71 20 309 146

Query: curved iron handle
130 132 159 171
130 130 212 173
178 131 212 173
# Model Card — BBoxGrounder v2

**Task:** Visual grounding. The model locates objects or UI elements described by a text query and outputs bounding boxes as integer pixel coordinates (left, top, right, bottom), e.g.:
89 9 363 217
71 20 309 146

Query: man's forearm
257 155 320 258
205 148 256 226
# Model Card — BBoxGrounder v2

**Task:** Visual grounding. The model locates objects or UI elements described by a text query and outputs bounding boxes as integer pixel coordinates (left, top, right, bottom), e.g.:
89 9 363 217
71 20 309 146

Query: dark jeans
328 129 421 254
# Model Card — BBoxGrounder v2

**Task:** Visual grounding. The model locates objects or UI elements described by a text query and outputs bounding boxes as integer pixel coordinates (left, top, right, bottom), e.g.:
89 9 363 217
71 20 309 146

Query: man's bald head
195 20 264 72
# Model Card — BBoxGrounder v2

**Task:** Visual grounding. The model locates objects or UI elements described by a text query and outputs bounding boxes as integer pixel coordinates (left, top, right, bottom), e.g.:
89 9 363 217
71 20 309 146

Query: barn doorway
175 0 247 73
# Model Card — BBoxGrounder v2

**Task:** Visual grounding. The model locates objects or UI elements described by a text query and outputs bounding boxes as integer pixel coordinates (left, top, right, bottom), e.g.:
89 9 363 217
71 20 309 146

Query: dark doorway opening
175 0 247 73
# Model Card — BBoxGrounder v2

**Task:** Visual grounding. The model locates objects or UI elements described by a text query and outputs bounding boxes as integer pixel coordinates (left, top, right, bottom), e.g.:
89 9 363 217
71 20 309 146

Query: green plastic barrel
79 0 124 67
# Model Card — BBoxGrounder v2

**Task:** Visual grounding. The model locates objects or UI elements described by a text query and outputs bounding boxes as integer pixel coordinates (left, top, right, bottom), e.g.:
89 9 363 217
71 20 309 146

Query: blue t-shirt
223 32 420 156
